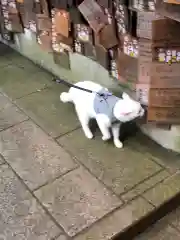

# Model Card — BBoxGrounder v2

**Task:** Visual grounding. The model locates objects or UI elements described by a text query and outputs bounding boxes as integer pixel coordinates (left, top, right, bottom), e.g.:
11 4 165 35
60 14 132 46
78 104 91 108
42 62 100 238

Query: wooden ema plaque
95 22 118 49
78 0 108 33
74 24 93 43
74 40 85 55
149 88 180 107
114 2 129 37
147 107 180 123
117 50 138 83
153 47 180 64
156 0 180 23
135 83 150 106
36 14 51 31
137 12 164 39
1 0 23 33
109 47 119 79
122 34 139 58
138 39 152 84
151 63 180 88
129 0 155 11
52 9 72 53
152 19 180 45
164 0 180 4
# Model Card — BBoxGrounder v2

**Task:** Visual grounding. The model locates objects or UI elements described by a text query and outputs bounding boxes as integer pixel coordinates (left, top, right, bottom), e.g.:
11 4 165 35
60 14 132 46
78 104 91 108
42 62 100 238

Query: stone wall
1 29 180 153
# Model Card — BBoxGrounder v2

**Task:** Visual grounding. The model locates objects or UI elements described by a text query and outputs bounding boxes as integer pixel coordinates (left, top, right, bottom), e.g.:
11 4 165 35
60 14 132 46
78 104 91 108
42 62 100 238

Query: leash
53 78 112 99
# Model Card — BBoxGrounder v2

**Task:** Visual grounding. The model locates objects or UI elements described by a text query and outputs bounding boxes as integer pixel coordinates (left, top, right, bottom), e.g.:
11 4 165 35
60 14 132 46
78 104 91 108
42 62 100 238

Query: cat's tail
60 92 72 103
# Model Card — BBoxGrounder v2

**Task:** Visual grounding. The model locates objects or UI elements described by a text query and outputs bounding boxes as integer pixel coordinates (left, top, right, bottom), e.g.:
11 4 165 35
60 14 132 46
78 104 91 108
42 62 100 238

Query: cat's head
114 93 144 122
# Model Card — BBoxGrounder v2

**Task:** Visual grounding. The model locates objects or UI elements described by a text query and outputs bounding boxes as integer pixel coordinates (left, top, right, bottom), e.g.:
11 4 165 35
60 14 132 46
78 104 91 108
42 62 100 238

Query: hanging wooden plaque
78 0 108 33
117 50 138 82
37 30 52 52
36 14 51 31
149 88 180 107
164 0 180 4
138 39 152 84
147 107 180 123
137 12 164 39
53 9 70 38
129 0 155 11
84 42 96 60
152 19 180 45
74 40 85 54
74 24 93 43
122 34 139 58
95 23 118 49
95 45 109 69
109 48 119 79
153 47 180 63
135 83 150 106
53 50 71 69
150 62 180 88
156 0 180 24
114 2 129 37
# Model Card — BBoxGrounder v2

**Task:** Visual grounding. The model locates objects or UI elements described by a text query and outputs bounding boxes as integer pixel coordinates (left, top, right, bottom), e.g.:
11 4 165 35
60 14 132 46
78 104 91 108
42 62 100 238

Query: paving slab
163 206 180 230
0 164 61 240
16 86 80 137
0 120 77 190
143 171 180 207
0 93 28 131
0 65 52 99
73 197 153 240
127 131 180 173
121 169 170 202
57 129 163 196
35 167 122 237
135 219 180 240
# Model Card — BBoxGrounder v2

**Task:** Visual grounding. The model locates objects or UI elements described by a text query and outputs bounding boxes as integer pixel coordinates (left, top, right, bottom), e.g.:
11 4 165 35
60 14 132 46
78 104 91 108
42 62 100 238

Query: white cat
60 81 144 148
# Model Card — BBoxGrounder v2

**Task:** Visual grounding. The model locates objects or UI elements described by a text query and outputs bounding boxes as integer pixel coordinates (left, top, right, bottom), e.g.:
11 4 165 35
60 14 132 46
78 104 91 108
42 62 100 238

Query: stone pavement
1 42 180 239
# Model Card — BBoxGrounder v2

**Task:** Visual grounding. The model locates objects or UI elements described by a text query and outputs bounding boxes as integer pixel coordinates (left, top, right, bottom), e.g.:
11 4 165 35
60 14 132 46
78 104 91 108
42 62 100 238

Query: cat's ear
122 92 130 100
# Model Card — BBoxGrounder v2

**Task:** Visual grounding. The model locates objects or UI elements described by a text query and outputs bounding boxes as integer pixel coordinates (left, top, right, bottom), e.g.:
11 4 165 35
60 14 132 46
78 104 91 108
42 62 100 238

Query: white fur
60 81 144 148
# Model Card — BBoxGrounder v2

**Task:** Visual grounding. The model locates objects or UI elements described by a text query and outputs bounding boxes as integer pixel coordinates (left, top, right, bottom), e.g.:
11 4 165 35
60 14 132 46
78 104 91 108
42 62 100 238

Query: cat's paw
85 132 93 139
102 135 111 141
114 140 123 148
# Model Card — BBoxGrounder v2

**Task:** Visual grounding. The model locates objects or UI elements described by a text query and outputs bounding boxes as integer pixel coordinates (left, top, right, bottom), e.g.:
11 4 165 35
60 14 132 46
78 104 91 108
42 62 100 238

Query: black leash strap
53 78 112 98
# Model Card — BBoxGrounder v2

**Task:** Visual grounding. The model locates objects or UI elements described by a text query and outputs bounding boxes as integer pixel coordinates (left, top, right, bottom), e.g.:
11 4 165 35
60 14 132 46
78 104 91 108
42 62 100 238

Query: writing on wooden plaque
29 20 37 33
78 0 108 33
147 107 180 123
114 2 128 37
130 0 155 11
153 47 180 63
149 88 180 107
123 34 139 58
74 40 85 54
37 30 52 51
74 24 93 43
109 48 119 79
151 63 180 88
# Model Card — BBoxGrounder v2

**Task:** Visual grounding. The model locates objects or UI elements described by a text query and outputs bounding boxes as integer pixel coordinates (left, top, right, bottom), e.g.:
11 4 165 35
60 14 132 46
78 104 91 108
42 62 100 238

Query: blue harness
93 88 120 121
